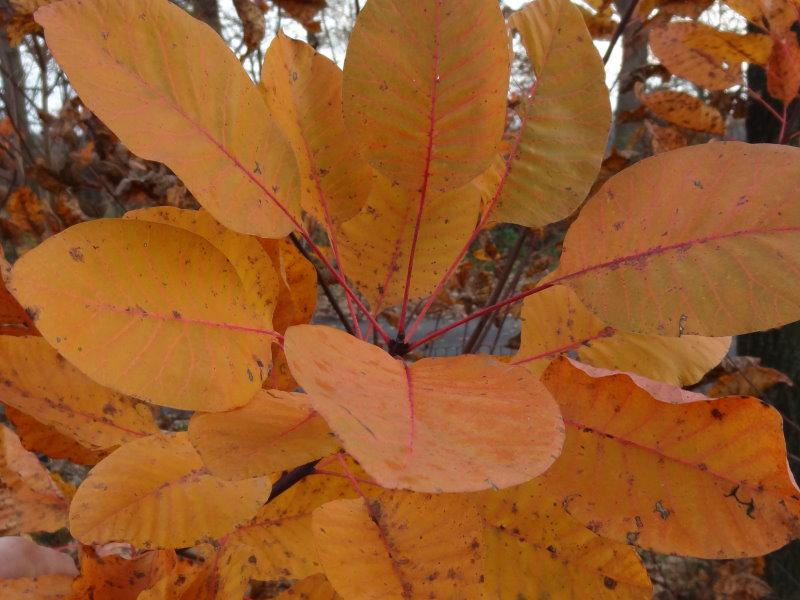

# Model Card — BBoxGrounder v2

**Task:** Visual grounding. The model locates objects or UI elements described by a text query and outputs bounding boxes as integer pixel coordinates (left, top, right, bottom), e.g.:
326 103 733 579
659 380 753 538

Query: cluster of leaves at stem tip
2 0 800 597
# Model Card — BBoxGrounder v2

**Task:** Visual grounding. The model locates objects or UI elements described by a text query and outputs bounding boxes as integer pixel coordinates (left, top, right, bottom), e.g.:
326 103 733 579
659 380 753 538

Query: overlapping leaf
189 390 339 480
479 487 653 598
0 336 157 450
35 0 300 238
313 491 484 598
650 22 742 90
337 176 481 310
486 0 611 227
342 0 509 195
124 207 281 319
284 324 564 492
538 358 800 558
69 433 269 547
552 142 800 336
515 284 730 384
0 248 37 337
261 32 372 226
0 425 68 535
9 219 278 411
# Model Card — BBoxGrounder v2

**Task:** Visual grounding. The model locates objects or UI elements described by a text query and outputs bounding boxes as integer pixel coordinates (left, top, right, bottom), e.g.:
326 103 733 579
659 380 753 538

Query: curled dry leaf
342 0 509 195
284 324 565 492
637 86 726 135
650 21 742 90
515 284 730 385
538 358 800 558
36 0 301 238
69 432 269 548
0 425 68 535
708 364 794 397
70 545 174 599
9 219 278 411
552 142 800 336
188 389 339 481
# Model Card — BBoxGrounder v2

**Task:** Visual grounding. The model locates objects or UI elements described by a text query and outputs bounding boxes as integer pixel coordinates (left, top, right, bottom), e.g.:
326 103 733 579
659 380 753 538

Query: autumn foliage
1 0 800 597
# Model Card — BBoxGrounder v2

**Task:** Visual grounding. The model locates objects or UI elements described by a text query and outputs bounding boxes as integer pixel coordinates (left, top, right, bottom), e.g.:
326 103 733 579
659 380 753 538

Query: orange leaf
188 390 339 481
488 0 611 227
0 336 157 450
767 36 800 104
478 487 653 598
515 285 730 385
538 358 800 558
0 248 37 337
312 491 484 597
342 0 509 195
70 546 174 600
0 424 68 535
337 175 481 310
69 433 269 547
227 469 358 581
284 324 564 492
5 407 108 466
36 0 300 238
638 87 725 134
552 142 800 336
261 32 372 226
650 22 742 90
9 219 278 411
0 574 74 598
124 207 281 321
709 365 794 397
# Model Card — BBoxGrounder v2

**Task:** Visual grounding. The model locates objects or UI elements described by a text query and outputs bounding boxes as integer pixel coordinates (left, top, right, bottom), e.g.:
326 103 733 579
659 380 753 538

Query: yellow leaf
478 488 653 598
725 0 798 34
650 22 742 90
261 237 318 334
312 492 484 598
5 406 108 466
337 175 481 311
489 0 611 227
515 285 730 385
342 0 509 195
124 207 281 320
228 469 358 581
261 32 372 226
69 432 269 548
538 358 800 558
638 87 726 134
9 219 277 411
0 424 68 535
36 0 300 238
551 142 800 336
683 26 773 65
0 336 157 450
284 324 564 492
188 389 339 481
